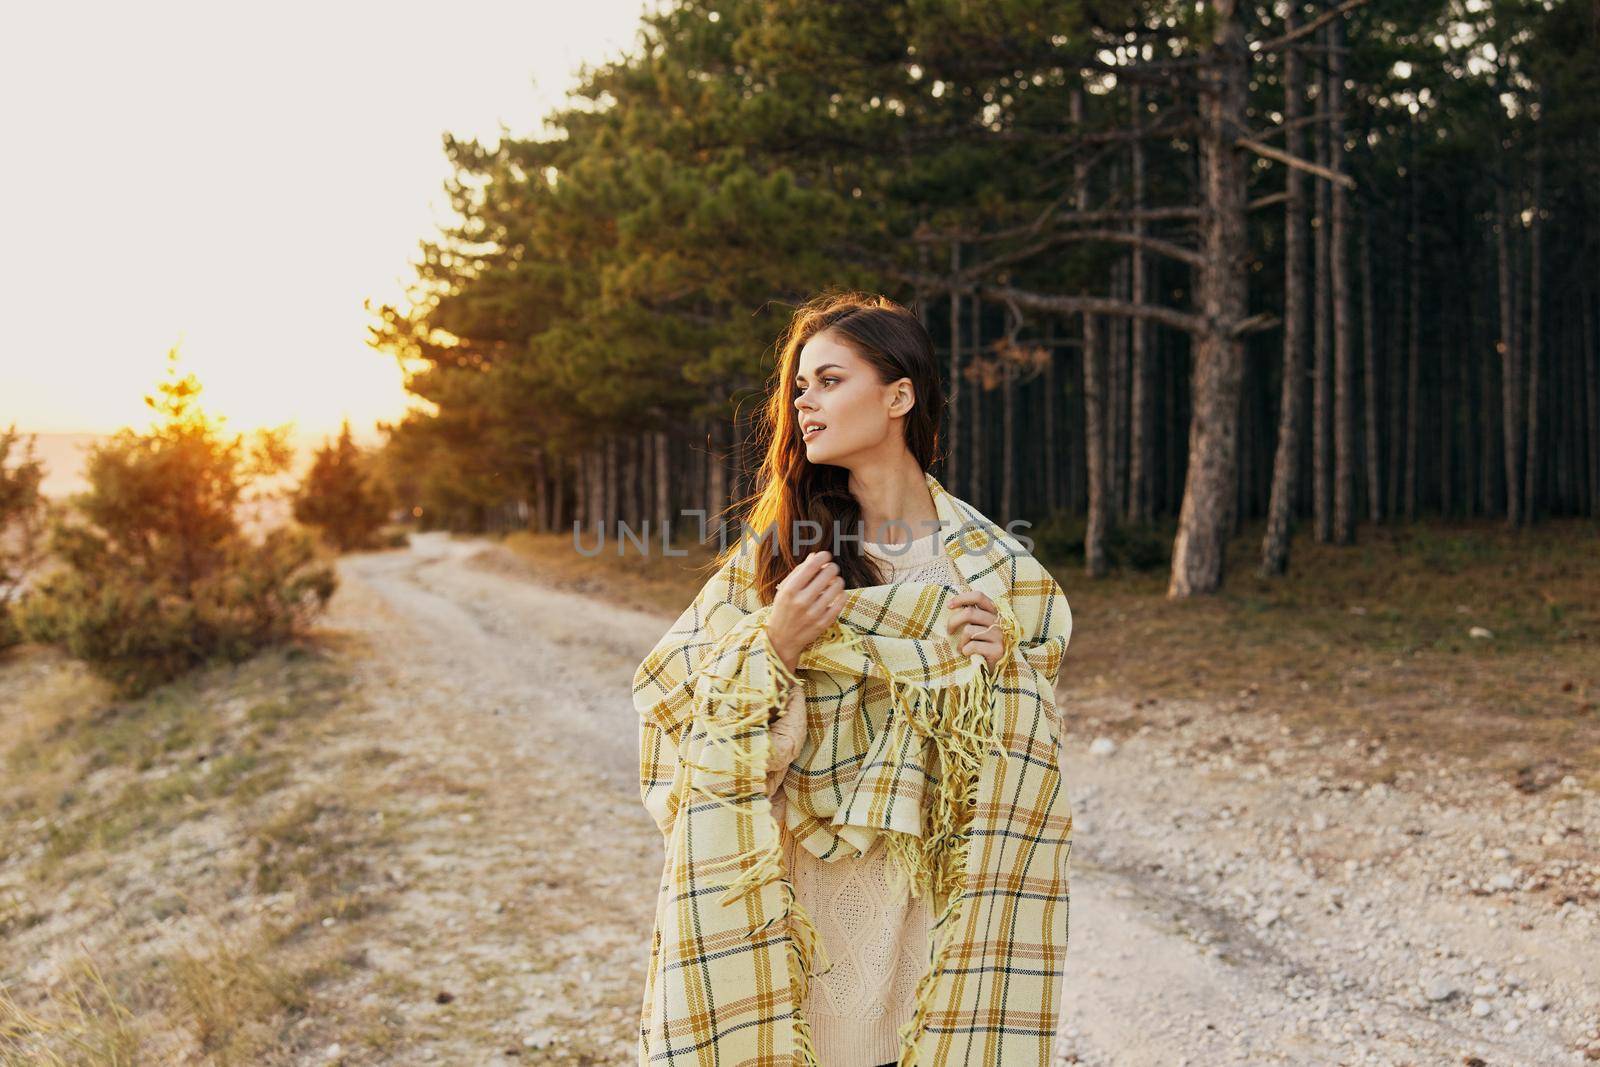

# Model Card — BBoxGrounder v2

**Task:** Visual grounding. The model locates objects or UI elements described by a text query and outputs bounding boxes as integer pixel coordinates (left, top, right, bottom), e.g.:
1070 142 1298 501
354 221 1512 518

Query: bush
16 349 337 695
18 528 335 696
0 426 48 651
292 421 392 552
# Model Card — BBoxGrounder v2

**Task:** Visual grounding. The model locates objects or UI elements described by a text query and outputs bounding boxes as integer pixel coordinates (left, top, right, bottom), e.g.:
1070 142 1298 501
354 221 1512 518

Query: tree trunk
1071 340 1086 515
1478 270 1496 515
1312 24 1333 543
948 246 962 495
531 450 547 532
696 421 709 532
572 459 585 535
583 447 598 531
1580 287 1593 511
1466 293 1482 515
1523 117 1544 523
1404 128 1422 522
1360 204 1383 522
1083 317 1108 577
603 435 619 533
1168 0 1248 598
709 419 728 540
1166 334 1184 517
1110 254 1130 521
1555 300 1571 512
1044 320 1060 515
1002 359 1016 521
1440 309 1454 516
623 434 639 530
1230 351 1249 536
1261 0 1308 576
1496 182 1523 527
654 431 671 545
1386 217 1406 521
1129 85 1152 524
1330 10 1355 544
552 451 566 531
1073 87 1110 577
966 292 979 508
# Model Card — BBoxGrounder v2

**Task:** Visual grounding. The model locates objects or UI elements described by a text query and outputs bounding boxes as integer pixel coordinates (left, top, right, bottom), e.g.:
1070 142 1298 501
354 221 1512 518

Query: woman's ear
889 378 915 417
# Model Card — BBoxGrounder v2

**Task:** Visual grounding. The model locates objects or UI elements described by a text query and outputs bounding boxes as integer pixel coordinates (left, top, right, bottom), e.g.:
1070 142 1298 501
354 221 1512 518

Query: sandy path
322 534 668 1064
329 533 1599 1066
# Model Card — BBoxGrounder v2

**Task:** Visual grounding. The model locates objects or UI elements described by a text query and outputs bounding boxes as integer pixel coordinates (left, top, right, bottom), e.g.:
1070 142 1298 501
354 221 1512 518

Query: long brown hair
714 289 945 603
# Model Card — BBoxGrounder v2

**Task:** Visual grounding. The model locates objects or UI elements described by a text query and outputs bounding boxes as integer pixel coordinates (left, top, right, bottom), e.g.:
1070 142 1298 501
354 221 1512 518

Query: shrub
292 420 392 552
0 426 48 651
16 349 337 695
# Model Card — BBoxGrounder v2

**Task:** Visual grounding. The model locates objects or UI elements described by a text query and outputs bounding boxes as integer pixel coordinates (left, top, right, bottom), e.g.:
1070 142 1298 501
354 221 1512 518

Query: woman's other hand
764 550 846 672
946 590 1004 671
765 683 808 796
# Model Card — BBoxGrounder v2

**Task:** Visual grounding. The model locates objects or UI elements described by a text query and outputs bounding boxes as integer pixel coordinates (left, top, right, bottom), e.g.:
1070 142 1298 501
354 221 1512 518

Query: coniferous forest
369 0 1600 596
6 7 1600 1062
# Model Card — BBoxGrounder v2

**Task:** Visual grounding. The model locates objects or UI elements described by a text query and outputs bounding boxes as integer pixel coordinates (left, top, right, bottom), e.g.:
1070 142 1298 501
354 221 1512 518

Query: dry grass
0 638 397 1064
500 516 1600 787
164 919 313 1063
499 528 724 616
0 954 142 1067
1062 517 1600 789
4 647 345 875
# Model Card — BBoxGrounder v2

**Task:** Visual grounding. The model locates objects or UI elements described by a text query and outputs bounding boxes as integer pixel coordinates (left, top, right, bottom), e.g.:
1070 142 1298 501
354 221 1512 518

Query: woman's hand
946 590 1005 672
764 550 846 672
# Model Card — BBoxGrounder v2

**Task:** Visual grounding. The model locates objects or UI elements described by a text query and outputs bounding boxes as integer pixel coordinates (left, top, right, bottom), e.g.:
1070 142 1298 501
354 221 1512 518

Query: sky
1 1 657 440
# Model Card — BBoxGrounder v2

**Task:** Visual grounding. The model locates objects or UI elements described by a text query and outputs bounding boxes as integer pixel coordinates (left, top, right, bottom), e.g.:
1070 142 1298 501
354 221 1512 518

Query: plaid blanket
633 472 1073 1066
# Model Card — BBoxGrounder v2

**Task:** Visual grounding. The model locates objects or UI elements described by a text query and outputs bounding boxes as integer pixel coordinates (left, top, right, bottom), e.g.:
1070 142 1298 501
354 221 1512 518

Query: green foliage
292 420 392 552
361 0 1190 528
0 425 49 650
16 349 337 695
365 0 1600 539
1027 513 1174 572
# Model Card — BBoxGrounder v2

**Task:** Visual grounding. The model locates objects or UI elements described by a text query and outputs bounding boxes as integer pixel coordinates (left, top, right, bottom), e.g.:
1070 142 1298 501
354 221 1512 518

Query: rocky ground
7 530 1594 1065
366 537 1600 1062
1053 693 1598 1065
348 533 1599 1066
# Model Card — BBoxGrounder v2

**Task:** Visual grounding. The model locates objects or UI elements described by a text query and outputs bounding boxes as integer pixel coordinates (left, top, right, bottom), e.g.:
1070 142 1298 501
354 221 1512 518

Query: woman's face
792 330 913 468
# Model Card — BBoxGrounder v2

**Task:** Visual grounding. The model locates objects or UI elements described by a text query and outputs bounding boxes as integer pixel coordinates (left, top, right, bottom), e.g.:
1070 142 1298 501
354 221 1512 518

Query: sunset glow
0 0 652 439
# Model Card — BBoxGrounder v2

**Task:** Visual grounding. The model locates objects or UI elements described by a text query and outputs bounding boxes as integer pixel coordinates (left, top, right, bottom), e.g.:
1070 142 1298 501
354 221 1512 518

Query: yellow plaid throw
633 472 1073 1066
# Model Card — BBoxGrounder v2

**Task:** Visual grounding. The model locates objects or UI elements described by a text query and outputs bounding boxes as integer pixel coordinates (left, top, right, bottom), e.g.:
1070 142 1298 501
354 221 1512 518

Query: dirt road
330 533 1599 1066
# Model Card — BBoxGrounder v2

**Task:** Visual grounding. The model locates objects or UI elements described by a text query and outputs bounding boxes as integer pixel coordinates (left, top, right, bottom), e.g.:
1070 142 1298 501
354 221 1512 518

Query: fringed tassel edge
894 866 971 1067
822 613 1017 910
684 625 826 1067
890 657 1007 1065
786 887 825 1067
818 608 1022 1066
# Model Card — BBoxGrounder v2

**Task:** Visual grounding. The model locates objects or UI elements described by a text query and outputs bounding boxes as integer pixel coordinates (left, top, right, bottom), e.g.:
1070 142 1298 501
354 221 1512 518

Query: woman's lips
803 424 826 440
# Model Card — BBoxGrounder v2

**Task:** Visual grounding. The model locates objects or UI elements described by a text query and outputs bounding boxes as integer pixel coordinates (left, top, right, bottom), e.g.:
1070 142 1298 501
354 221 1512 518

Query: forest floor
1 525 1597 1065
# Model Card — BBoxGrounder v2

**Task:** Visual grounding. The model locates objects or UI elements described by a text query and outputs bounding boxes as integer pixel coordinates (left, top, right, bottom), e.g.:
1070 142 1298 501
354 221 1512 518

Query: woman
633 290 1073 1066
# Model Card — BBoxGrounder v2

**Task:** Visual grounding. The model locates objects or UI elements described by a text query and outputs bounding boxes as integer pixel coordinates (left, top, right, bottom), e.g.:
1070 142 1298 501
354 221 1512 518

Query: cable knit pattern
767 521 960 1067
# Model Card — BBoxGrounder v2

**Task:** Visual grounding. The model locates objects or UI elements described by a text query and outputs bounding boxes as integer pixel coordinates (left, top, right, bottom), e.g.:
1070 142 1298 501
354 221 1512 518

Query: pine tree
16 349 336 695
0 426 48 649
294 420 392 552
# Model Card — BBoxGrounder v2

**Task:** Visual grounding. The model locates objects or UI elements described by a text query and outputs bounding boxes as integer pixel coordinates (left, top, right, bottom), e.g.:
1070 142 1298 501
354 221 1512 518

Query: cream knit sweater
765 522 957 1067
